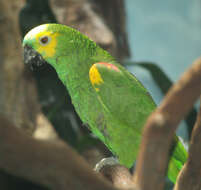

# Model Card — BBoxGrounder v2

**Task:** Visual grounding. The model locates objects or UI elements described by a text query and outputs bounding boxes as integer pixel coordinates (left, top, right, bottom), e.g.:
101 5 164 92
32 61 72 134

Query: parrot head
24 24 59 69
23 23 91 70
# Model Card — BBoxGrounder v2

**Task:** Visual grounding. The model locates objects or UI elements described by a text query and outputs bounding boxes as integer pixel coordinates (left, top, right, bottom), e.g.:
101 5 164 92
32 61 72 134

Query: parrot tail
167 136 188 183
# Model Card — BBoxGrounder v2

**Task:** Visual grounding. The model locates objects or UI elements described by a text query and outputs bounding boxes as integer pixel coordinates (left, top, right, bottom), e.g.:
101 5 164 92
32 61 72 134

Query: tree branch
99 164 135 189
0 115 124 190
133 58 201 190
174 97 201 190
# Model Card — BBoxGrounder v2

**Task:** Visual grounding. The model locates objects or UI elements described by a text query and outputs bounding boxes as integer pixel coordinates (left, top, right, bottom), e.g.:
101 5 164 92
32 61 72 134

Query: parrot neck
55 44 114 94
60 56 94 122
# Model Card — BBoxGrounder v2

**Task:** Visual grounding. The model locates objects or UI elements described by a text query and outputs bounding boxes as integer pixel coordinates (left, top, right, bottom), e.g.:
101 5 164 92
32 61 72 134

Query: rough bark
0 0 58 189
50 0 130 62
95 0 130 61
0 114 126 190
0 0 38 135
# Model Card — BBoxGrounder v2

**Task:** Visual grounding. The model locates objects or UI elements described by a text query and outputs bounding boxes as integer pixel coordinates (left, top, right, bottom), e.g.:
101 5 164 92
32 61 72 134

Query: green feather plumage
23 23 187 183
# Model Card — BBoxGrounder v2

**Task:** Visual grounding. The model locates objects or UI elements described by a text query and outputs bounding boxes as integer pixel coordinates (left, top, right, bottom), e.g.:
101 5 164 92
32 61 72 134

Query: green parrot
23 23 187 183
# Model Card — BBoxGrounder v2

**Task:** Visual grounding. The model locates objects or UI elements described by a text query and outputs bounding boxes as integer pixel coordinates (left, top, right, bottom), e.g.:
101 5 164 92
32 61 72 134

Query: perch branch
174 97 201 190
99 164 135 189
0 115 124 190
133 58 201 190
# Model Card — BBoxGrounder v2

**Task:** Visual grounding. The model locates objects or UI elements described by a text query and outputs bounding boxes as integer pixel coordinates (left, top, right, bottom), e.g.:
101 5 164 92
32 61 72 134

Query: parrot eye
39 36 51 45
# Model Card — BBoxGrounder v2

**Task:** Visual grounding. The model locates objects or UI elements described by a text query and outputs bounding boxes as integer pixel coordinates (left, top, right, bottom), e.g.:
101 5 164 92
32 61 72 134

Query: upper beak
23 45 46 70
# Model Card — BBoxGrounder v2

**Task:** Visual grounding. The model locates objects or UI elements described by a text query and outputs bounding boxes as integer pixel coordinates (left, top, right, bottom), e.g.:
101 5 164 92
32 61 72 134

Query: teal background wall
125 0 201 140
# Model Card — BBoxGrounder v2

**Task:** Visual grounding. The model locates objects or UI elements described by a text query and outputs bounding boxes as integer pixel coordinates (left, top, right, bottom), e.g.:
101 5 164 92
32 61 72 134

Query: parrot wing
88 62 155 167
89 62 187 183
89 61 156 130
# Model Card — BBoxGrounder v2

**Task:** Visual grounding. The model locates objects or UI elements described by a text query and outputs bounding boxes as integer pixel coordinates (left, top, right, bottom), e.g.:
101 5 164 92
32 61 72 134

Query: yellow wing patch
89 64 104 91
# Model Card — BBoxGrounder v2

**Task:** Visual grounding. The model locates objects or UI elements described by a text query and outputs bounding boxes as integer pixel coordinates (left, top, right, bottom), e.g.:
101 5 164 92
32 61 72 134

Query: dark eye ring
39 36 50 45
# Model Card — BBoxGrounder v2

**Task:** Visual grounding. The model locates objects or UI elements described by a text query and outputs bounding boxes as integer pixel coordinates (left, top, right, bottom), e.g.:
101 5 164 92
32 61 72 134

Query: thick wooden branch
174 97 201 190
0 0 39 135
0 115 123 190
133 58 201 190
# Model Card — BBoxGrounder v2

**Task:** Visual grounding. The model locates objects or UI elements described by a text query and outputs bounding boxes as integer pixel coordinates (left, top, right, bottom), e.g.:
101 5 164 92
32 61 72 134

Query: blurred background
0 0 200 189
126 0 201 140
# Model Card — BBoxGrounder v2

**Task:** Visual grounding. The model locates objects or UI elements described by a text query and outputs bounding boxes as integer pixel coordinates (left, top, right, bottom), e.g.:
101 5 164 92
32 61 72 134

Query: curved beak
23 45 46 70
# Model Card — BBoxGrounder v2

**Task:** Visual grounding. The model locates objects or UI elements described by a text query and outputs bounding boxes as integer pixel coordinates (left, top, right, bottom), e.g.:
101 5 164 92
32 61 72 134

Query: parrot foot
94 157 119 172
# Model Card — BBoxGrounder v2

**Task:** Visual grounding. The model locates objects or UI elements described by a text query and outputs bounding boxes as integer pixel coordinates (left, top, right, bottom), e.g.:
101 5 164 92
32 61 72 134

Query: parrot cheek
23 44 47 70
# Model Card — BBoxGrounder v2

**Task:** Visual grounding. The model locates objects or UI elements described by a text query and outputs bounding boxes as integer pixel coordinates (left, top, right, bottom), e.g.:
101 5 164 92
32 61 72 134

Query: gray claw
94 157 119 172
